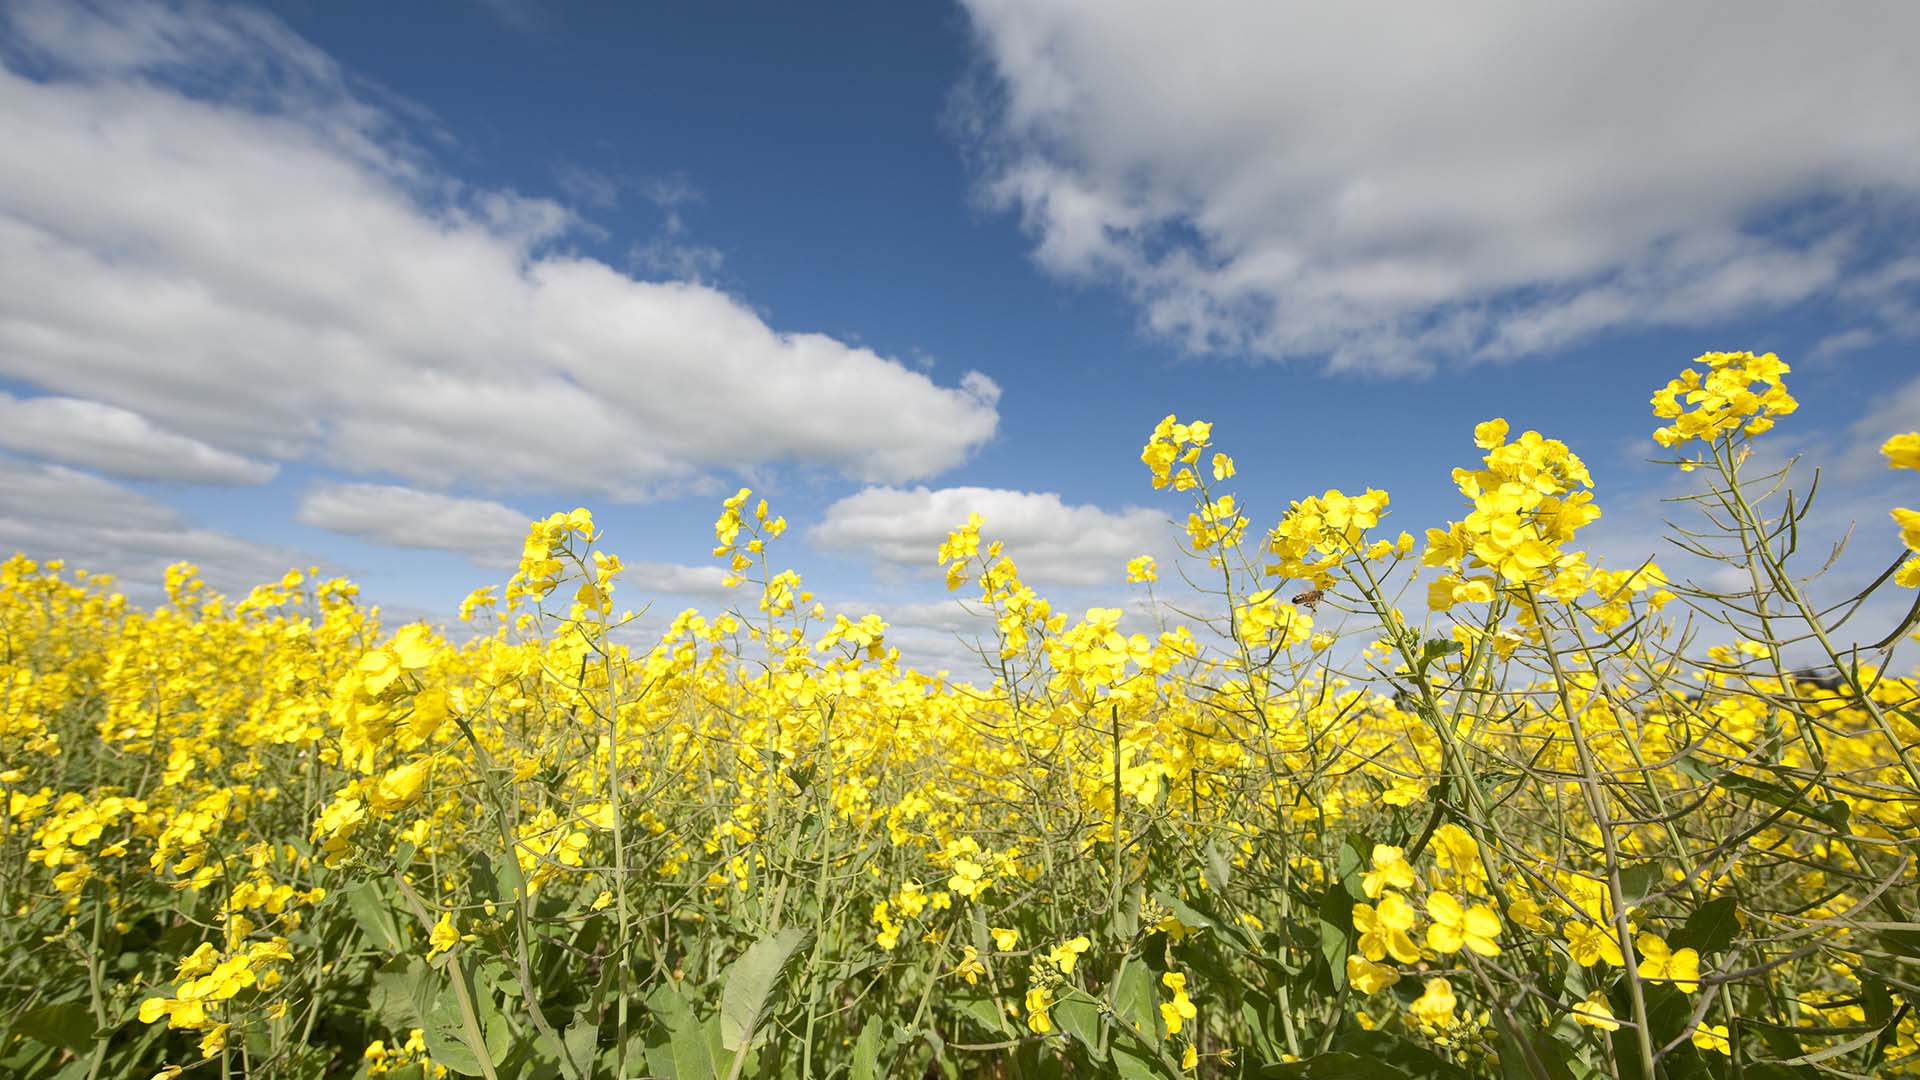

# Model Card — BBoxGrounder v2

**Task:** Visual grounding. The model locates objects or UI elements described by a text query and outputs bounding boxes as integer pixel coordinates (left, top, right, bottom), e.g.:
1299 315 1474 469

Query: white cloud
295 483 532 566
1808 329 1879 363
624 561 735 603
0 0 1000 507
631 236 725 283
0 455 305 593
295 481 748 601
1836 371 1920 483
552 162 620 210
958 1 1920 372
0 392 277 484
810 485 1167 587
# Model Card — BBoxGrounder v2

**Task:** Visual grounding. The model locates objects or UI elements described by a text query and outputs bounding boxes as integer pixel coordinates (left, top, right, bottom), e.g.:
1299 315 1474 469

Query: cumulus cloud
624 561 735 603
0 0 1000 506
0 392 277 484
295 483 532 566
0 455 305 593
810 485 1167 587
294 482 745 606
957 1 1920 372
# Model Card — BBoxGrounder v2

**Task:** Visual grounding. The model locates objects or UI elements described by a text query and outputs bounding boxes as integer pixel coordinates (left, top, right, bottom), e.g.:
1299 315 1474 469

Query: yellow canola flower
1894 507 1920 554
1049 934 1091 975
1651 351 1797 447
1635 933 1700 993
1425 891 1502 957
1354 893 1422 964
1160 971 1198 1035
953 946 986 986
1693 1023 1732 1055
1361 844 1416 899
1346 955 1400 995
1025 986 1055 1034
1572 991 1620 1031
426 914 461 959
1409 977 1457 1027
1887 432 1920 472
1565 918 1626 968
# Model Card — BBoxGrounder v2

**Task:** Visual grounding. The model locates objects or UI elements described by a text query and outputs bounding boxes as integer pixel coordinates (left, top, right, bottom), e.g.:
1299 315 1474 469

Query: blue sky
1 0 1917 670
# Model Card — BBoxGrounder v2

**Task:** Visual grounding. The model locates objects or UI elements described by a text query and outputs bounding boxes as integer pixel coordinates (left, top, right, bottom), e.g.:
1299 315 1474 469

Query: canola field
3 352 1918 1080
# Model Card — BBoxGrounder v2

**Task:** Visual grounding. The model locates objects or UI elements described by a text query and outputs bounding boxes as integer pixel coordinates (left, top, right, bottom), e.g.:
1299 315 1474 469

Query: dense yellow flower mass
1 351 1917 1080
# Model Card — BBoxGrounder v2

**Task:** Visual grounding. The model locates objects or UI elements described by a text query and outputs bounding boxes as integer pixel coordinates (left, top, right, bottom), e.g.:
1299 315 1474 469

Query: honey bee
1291 589 1324 611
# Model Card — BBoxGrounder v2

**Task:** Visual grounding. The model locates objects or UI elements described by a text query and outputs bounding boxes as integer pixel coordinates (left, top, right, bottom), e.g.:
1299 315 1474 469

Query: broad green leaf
1336 834 1371 902
1317 885 1355 991
15 1001 95 1053
1204 835 1234 892
368 956 435 1032
948 986 1008 1036
850 1018 883 1080
645 982 715 1080
344 880 403 953
1112 1040 1173 1080
1616 863 1666 909
1113 960 1159 1041
559 1010 598 1080
1015 1036 1065 1080
1052 996 1105 1061
424 983 488 1077
1238 990 1284 1063
1672 896 1740 955
1328 1031 1468 1079
719 928 812 1052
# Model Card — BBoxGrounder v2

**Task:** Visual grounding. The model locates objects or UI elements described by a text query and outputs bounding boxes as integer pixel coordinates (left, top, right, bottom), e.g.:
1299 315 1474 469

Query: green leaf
1336 835 1371 902
1671 896 1740 955
476 984 511 1066
1112 1040 1173 1080
1328 1031 1468 1080
1257 1051 1414 1078
1420 637 1464 666
1616 863 1666 909
850 1018 883 1080
1238 989 1284 1063
1052 996 1105 1062
947 987 1008 1037
559 1011 598 1080
368 956 436 1032
1317 885 1356 991
344 880 403 953
718 928 812 1052
1204 834 1234 891
1015 1036 1064 1080
1717 772 1851 831
1488 1002 1575 1080
1154 888 1254 953
1114 960 1159 1040
645 982 715 1080
424 984 488 1077
15 1001 95 1053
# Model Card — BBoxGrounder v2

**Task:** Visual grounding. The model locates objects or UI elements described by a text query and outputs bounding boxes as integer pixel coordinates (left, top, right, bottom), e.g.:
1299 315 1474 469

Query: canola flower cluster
0 352 1917 1080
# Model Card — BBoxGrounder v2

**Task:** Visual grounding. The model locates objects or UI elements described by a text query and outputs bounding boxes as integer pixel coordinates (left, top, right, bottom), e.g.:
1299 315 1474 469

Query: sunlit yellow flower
1425 891 1502 957
1572 991 1620 1031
